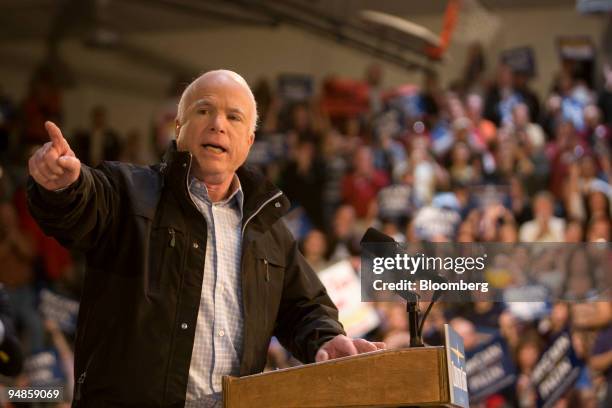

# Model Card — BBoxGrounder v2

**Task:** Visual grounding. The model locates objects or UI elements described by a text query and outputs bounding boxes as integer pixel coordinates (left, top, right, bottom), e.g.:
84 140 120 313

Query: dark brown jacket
27 143 344 407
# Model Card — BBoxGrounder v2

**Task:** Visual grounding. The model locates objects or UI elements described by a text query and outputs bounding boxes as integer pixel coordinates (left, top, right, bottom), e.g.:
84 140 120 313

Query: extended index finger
45 121 68 152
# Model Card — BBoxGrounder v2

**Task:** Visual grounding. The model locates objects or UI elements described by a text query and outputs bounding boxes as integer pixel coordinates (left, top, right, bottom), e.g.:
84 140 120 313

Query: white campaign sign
318 261 380 338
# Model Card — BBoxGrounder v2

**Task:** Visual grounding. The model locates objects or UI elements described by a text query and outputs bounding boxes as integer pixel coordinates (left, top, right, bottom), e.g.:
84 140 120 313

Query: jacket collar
161 141 290 225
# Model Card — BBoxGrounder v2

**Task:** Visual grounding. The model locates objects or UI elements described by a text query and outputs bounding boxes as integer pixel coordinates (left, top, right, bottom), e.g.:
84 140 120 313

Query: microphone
360 228 447 285
360 227 447 347
361 227 397 245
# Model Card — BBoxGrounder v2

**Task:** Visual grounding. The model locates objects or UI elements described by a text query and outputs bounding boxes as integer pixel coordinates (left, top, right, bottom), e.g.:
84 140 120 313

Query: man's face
176 75 254 183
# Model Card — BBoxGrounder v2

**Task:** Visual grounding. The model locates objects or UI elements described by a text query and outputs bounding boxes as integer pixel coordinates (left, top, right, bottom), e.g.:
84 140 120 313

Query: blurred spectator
484 63 523 127
449 142 479 185
380 303 410 349
590 322 612 408
465 93 496 148
21 66 62 149
565 219 585 243
321 129 349 226
375 168 413 228
151 74 189 158
519 192 565 242
0 202 44 354
586 216 611 242
460 42 486 94
450 317 480 351
510 102 545 151
326 205 360 264
365 63 384 116
301 229 329 273
515 332 543 408
282 138 326 229
0 86 17 160
419 70 445 125
582 104 610 151
506 176 533 225
72 105 122 167
341 146 389 220
0 284 24 377
120 129 153 165
513 71 541 124
555 69 595 132
598 63 612 126
561 247 598 301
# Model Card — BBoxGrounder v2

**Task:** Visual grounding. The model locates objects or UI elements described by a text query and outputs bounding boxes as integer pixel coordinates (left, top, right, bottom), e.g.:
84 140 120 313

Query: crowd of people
0 46 611 407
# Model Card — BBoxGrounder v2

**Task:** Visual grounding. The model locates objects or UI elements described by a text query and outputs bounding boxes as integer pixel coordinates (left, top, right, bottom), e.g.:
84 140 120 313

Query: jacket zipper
184 156 200 212
75 371 86 401
168 227 176 247
263 259 270 282
241 191 283 237
74 332 108 402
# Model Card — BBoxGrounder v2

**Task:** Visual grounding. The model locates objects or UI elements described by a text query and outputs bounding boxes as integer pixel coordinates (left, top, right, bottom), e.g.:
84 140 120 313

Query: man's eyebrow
227 107 246 117
189 99 213 110
188 100 246 117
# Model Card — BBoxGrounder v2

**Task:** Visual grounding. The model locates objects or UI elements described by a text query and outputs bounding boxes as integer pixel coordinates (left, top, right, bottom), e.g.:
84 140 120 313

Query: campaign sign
277 74 313 101
500 46 536 77
39 289 79 334
444 324 469 408
318 261 380 338
532 330 583 408
465 334 517 402
24 349 65 387
412 206 461 240
556 36 595 60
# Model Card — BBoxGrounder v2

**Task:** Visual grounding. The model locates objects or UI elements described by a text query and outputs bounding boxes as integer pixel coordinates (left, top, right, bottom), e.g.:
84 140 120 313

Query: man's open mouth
202 143 227 154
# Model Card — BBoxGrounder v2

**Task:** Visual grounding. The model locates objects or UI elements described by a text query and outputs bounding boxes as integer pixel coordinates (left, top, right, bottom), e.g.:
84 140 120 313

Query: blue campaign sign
465 333 517 402
444 324 469 408
532 330 583 408
24 349 65 387
39 289 79 334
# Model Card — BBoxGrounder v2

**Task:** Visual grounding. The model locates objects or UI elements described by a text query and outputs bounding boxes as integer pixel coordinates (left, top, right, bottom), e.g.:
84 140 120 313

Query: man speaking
27 70 383 407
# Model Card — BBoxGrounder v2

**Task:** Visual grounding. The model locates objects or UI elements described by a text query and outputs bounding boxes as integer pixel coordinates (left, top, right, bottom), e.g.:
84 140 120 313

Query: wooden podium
223 345 466 407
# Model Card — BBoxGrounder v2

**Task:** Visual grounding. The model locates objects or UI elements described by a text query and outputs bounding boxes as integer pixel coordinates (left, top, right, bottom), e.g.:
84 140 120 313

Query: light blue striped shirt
185 175 244 405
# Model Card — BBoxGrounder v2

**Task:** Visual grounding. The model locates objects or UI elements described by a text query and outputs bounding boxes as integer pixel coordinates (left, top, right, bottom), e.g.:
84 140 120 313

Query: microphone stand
405 292 424 347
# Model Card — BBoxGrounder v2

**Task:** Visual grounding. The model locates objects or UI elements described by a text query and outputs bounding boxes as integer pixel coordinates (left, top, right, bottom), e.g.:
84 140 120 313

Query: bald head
177 69 258 134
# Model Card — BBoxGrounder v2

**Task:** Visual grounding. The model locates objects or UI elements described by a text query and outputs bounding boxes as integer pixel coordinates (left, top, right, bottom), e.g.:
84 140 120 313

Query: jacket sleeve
273 225 346 364
26 164 120 252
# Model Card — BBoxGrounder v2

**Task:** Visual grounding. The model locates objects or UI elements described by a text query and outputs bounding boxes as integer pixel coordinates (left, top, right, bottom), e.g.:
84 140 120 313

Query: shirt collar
188 174 244 215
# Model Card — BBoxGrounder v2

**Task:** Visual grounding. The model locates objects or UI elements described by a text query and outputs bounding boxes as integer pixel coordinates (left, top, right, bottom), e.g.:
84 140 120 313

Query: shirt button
182 163 187 168
192 242 199 249
181 323 188 330
218 330 225 337
275 202 281 208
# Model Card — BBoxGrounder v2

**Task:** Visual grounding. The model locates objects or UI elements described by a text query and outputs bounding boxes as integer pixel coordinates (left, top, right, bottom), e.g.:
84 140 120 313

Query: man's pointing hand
28 121 81 191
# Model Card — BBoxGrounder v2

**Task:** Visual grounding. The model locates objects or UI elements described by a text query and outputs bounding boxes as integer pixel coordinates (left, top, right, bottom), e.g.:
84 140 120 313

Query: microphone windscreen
360 227 395 245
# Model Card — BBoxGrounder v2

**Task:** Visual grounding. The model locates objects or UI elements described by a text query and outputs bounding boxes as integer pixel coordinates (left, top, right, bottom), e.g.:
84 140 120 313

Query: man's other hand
315 334 386 362
28 121 81 191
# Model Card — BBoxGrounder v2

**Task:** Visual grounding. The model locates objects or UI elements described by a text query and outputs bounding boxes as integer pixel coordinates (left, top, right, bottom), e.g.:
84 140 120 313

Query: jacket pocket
253 247 286 334
74 317 116 403
149 226 184 295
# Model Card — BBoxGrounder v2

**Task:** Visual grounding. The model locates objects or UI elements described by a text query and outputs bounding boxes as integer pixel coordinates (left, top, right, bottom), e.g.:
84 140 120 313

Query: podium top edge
224 345 446 382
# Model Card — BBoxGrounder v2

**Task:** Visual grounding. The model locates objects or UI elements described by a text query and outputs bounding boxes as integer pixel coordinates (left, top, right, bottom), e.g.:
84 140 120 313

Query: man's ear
248 132 255 147
175 120 181 139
